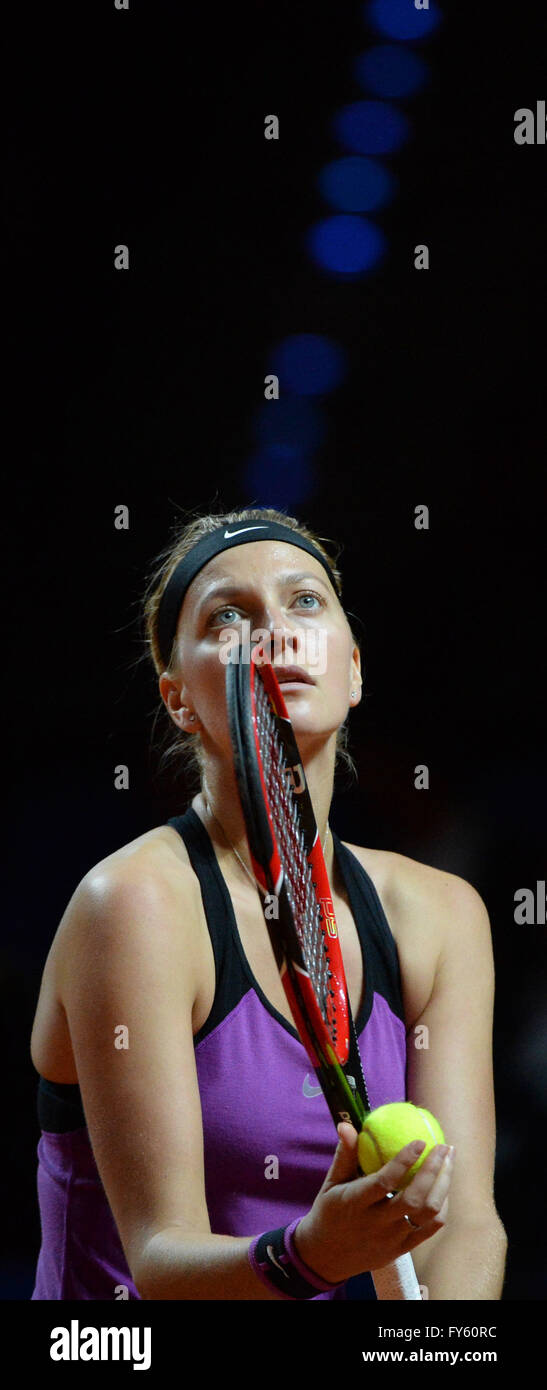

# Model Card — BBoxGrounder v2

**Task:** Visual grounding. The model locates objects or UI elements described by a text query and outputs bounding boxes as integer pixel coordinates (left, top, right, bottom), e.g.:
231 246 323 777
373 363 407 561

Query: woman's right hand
294 1121 454 1284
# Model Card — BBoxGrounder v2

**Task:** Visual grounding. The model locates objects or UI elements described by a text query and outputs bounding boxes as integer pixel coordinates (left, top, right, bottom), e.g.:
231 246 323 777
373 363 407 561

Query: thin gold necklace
203 794 330 888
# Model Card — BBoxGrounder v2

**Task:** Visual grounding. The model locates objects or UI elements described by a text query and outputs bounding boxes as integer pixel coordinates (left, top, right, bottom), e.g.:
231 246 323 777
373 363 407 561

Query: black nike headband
156 521 338 667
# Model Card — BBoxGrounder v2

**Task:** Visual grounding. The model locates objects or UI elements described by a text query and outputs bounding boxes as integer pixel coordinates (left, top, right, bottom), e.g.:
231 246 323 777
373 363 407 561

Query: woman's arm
400 868 508 1299
136 1134 450 1299
57 856 286 1299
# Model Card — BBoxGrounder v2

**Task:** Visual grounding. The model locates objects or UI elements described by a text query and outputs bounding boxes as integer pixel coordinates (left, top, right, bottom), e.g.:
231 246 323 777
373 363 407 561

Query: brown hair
142 504 360 795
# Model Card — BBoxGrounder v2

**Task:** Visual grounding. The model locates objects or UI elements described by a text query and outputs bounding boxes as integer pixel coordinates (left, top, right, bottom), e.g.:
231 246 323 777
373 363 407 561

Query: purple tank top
31 808 407 1300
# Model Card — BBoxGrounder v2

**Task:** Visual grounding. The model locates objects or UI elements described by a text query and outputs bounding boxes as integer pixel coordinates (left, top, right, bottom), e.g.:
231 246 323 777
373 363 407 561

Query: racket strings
254 677 339 1043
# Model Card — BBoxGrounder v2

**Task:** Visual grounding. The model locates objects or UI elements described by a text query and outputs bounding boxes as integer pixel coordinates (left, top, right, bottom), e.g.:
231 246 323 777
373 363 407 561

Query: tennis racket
225 648 422 1301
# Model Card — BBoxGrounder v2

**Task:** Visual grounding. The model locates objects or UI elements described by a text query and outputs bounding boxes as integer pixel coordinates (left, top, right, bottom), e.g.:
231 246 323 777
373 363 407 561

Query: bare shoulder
341 839 487 925
53 823 204 994
31 822 208 1083
70 822 197 910
340 840 490 1029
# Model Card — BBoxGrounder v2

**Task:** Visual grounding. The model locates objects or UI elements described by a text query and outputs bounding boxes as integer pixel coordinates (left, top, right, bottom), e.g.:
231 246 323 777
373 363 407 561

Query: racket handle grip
371 1254 423 1300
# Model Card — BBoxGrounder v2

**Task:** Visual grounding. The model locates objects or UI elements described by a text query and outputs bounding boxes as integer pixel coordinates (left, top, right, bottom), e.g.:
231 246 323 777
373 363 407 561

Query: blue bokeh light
353 44 429 98
269 333 347 396
364 0 442 42
317 155 396 212
253 396 326 452
306 215 386 276
243 452 318 509
332 100 410 155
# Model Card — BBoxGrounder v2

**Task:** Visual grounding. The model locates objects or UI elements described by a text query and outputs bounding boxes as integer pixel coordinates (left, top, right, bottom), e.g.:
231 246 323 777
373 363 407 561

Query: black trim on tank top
167 806 252 1046
37 1076 86 1132
329 827 405 1024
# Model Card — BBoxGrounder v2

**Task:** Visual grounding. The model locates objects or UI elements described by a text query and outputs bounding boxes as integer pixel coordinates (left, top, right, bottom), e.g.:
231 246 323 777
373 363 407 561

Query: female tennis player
30 506 507 1300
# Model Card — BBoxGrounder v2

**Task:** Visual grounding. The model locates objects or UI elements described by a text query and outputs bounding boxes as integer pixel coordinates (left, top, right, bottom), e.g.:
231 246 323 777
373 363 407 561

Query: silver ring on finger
404 1214 422 1230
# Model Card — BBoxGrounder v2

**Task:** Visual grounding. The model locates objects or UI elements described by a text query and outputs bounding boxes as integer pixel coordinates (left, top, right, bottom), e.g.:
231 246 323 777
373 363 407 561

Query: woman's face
160 540 362 760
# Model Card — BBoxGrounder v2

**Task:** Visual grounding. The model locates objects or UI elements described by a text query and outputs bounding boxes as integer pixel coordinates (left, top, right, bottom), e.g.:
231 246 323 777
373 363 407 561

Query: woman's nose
253 613 300 659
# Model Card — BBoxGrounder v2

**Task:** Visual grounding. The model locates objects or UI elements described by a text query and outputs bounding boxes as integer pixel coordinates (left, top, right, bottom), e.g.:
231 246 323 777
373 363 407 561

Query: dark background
3 0 546 1303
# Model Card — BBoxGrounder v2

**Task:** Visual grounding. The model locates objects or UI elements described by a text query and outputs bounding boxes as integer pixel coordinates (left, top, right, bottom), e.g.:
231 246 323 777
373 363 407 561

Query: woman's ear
350 642 363 704
159 672 200 731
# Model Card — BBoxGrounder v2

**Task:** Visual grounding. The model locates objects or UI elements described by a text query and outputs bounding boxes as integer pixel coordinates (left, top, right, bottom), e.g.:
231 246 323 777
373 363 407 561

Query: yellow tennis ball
357 1102 445 1190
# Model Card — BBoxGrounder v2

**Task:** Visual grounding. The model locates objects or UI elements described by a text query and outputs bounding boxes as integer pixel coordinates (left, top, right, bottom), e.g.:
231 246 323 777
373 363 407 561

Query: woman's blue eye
213 607 241 624
296 592 322 608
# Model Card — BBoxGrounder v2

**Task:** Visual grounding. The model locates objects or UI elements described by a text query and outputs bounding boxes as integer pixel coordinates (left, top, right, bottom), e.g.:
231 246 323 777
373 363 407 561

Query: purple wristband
283 1218 342 1291
248 1219 342 1300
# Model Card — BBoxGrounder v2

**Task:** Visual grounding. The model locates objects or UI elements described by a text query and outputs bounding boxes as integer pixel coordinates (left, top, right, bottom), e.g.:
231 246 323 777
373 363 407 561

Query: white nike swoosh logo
224 526 268 537
266 1245 290 1278
302 1074 323 1098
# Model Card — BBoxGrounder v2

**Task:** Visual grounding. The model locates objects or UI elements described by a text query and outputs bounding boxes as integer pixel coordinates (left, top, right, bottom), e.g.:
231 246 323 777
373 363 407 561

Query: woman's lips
274 667 315 686
277 681 312 689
